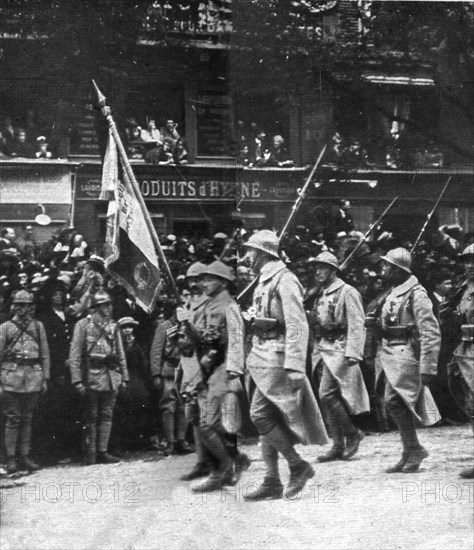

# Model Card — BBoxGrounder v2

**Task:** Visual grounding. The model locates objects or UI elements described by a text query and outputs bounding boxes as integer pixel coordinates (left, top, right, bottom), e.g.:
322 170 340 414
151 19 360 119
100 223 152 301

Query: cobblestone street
1 425 472 550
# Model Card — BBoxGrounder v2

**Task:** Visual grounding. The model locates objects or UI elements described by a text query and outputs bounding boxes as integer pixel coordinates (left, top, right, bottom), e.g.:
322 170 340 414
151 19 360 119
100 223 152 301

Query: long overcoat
246 260 328 446
312 277 370 415
377 275 441 424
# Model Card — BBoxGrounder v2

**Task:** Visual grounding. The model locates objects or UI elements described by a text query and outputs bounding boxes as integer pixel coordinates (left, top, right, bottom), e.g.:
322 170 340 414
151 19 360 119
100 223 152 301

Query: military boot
243 477 284 501
18 456 40 472
402 447 429 473
385 452 409 473
317 445 345 462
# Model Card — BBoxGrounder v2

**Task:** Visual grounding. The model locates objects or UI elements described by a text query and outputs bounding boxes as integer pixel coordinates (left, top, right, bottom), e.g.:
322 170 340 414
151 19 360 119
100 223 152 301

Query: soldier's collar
391 274 419 297
259 260 287 283
324 277 345 295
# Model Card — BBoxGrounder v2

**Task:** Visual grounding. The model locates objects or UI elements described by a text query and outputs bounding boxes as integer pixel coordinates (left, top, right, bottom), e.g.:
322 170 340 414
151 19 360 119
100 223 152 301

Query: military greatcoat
377 275 441 424
246 260 328 445
312 277 370 415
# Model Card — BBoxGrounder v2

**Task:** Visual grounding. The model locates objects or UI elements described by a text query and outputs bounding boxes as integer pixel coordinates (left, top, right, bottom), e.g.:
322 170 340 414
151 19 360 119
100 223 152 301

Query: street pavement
0 425 473 550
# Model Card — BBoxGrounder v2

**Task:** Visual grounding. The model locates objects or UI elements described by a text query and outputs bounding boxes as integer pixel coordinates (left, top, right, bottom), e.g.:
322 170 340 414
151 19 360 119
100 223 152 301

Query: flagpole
92 80 179 300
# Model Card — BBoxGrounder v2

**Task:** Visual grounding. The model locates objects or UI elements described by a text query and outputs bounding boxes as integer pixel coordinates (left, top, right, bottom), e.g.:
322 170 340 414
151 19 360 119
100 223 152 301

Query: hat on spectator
90 290 112 307
336 231 347 239
117 316 139 328
85 255 105 274
213 232 228 240
36 136 48 143
203 261 235 282
166 234 177 242
461 244 474 265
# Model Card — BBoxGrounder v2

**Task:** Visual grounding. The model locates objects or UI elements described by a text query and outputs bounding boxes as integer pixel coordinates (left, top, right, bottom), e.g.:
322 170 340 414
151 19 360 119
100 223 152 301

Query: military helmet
313 252 339 270
186 261 207 278
12 290 34 304
380 247 412 273
203 261 235 282
243 230 280 258
90 290 112 307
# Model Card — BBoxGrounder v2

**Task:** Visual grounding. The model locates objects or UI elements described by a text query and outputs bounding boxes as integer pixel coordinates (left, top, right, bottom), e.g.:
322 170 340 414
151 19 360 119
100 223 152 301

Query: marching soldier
445 244 474 478
0 290 50 473
178 261 248 492
177 262 214 480
68 290 128 465
310 252 369 463
241 231 328 501
377 248 441 473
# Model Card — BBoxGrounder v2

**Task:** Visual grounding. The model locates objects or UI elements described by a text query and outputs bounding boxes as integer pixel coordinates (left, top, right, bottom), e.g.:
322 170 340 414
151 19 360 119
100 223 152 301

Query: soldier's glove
421 373 436 387
74 382 86 396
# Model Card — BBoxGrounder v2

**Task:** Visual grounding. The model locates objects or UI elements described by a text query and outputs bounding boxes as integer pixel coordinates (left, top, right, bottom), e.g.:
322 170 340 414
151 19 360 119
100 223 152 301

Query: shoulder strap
397 284 422 323
264 268 289 317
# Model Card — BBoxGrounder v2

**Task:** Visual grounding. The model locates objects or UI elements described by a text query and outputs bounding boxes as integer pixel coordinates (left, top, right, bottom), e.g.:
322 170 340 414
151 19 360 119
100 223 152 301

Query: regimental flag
100 129 163 313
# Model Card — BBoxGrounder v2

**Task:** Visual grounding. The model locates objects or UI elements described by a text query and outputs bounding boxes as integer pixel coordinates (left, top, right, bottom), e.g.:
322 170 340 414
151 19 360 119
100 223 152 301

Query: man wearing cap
377 248 440 473
444 244 474 478
178 260 248 492
68 290 128 465
0 290 50 473
310 252 369 463
240 230 328 501
177 262 214 480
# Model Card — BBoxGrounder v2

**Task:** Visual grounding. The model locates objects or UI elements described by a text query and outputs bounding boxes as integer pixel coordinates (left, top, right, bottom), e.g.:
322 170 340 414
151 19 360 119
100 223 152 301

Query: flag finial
92 80 107 108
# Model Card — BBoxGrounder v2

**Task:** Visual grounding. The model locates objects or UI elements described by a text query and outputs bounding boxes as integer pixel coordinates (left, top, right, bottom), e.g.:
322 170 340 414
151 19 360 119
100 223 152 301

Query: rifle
410 176 452 254
279 145 327 240
236 145 327 304
340 196 399 271
219 228 240 261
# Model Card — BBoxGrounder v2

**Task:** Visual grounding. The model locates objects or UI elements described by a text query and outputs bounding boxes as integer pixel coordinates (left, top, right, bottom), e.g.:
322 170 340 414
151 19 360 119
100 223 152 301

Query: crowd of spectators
327 130 446 171
125 117 188 165
1 210 472 468
0 116 55 160
236 120 295 168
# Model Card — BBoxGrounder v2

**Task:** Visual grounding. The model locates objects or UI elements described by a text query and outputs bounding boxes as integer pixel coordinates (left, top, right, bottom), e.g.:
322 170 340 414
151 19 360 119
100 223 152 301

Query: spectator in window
145 138 174 165
140 118 163 144
249 130 268 167
35 136 52 159
9 128 35 158
0 130 10 157
0 116 15 151
160 119 180 145
173 138 188 164
264 135 294 167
